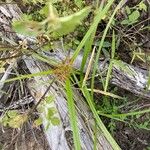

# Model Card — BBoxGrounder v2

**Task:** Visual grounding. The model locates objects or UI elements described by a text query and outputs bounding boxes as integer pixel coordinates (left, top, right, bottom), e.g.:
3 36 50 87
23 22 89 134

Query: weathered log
40 50 150 99
0 3 115 150
1 3 149 100
0 2 150 150
24 56 113 150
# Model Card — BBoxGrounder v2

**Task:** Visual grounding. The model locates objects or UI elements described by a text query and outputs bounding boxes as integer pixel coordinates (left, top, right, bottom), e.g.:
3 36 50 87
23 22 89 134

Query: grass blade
91 0 125 96
0 70 53 84
65 79 81 150
82 86 121 150
71 0 115 62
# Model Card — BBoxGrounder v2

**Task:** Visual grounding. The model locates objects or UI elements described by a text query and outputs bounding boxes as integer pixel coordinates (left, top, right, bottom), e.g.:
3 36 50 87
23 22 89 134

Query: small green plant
13 2 90 38
37 96 60 129
97 105 150 131
0 110 28 128
121 1 147 25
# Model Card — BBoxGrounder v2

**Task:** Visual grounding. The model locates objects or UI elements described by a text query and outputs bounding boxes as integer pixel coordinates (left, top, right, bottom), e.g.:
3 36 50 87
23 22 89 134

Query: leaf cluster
13 2 90 39
121 1 147 25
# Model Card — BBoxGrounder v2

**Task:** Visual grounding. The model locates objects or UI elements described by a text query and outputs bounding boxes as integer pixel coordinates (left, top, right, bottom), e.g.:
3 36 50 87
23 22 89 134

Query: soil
115 122 150 150
95 87 150 150
0 123 49 150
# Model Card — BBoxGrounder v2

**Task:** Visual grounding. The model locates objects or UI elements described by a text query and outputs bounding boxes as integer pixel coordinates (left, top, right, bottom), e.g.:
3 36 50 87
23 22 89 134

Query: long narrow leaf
65 79 81 150
71 0 115 62
104 30 115 91
0 70 53 84
82 86 121 150
91 0 125 96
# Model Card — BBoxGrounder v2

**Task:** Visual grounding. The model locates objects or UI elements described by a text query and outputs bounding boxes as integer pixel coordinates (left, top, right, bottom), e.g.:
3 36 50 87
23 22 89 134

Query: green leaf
102 48 110 58
45 96 54 103
34 117 43 127
13 20 44 37
103 41 111 48
128 10 140 23
46 108 55 120
65 79 81 150
39 5 49 16
121 19 129 25
125 6 131 14
138 1 147 11
50 7 91 37
74 0 83 8
7 110 18 117
8 114 28 128
51 117 60 126
40 3 58 18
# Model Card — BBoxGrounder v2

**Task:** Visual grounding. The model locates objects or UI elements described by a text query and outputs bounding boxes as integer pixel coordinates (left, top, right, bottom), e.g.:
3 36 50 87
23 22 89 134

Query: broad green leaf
34 117 43 127
125 6 131 14
13 20 44 37
39 2 58 16
121 19 129 25
39 5 49 16
8 114 28 128
50 7 91 37
49 3 59 18
138 1 147 11
128 10 140 23
46 108 55 120
51 117 60 126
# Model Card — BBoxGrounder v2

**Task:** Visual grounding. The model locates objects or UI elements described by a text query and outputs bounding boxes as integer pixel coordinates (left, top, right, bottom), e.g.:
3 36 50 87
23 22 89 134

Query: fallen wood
0 2 150 150
24 56 113 150
40 50 150 99
1 3 149 100
0 3 115 150
0 62 16 99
